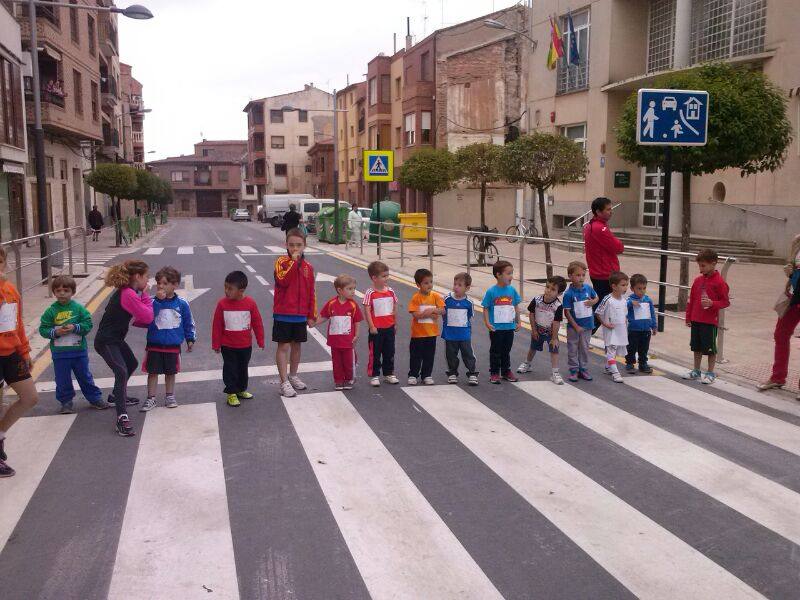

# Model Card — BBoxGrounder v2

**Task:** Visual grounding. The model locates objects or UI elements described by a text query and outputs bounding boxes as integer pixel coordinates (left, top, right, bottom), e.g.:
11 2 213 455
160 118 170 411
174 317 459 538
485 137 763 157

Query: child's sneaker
280 381 297 397
612 372 624 383
370 377 381 387
226 393 241 407
551 372 564 385
516 362 532 374
604 366 613 376
625 363 637 374
638 364 653 374
423 377 435 385
165 395 178 408
237 391 254 399
385 375 399 384
335 383 344 391
140 397 156 412
59 402 75 415
116 415 135 437
568 369 579 382
701 371 717 385
0 457 14 478
344 380 354 390
447 374 458 384
682 369 702 381
502 371 519 383
489 374 501 384
579 369 593 381
288 375 307 390
90 399 111 410
407 376 418 385
467 374 479 386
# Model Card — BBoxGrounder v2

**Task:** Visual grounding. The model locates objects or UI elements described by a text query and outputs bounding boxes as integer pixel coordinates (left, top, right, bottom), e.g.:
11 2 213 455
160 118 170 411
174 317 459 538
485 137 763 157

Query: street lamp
483 18 538 49
12 0 153 278
282 99 348 244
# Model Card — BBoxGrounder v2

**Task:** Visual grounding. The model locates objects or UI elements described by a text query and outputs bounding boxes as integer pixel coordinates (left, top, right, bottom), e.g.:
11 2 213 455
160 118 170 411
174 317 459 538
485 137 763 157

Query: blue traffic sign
636 89 709 146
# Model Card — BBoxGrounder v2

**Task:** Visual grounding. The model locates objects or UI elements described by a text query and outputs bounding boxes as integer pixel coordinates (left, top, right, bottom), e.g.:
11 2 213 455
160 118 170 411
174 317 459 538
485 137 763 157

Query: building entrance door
640 166 665 228
196 191 222 217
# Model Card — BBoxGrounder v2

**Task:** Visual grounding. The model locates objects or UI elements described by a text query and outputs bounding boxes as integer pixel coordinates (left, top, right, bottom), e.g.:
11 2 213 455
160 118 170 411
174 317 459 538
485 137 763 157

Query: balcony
100 20 118 57
102 125 119 149
194 169 212 186
24 78 66 108
101 78 118 108
133 162 145 170
132 130 144 144
130 94 143 110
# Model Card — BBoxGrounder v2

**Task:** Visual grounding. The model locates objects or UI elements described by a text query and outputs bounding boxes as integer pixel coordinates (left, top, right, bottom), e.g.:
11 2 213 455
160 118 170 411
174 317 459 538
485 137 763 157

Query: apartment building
307 137 334 198
240 153 258 215
96 2 122 164
243 84 333 199
120 62 145 167
148 140 247 218
335 81 367 204
528 0 799 253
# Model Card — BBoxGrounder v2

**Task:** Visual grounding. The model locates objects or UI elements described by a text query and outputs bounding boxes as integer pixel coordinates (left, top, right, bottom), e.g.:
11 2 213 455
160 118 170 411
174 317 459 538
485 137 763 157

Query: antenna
422 0 429 36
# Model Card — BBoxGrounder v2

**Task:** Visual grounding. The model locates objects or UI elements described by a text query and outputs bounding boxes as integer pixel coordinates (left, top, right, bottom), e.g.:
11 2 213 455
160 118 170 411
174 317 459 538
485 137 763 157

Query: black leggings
95 341 138 416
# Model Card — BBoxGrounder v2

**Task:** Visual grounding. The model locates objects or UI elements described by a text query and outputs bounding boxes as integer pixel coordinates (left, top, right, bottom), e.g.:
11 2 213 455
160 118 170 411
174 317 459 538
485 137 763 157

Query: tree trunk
478 180 487 266
538 187 553 278
677 171 691 310
114 196 122 247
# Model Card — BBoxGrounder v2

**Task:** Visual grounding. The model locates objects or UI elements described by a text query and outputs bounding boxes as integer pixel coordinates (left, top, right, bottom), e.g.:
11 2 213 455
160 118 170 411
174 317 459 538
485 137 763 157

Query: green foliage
398 148 457 196
616 63 792 176
131 169 160 203
85 163 138 200
454 142 503 186
499 132 588 190
155 178 174 205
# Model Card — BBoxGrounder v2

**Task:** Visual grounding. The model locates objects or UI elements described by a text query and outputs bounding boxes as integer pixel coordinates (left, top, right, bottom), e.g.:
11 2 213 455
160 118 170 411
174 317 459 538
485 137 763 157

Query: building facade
243 84 333 199
307 137 333 198
120 62 145 168
148 140 247 218
335 81 367 205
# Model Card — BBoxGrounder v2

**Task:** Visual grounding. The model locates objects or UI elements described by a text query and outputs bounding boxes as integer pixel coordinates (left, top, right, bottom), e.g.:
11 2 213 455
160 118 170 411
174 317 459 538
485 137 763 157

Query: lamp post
483 18 538 47
282 97 347 243
14 0 152 279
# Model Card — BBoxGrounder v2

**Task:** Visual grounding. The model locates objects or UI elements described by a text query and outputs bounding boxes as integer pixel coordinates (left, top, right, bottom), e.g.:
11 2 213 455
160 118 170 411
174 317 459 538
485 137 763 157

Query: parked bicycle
506 216 538 244
468 225 499 266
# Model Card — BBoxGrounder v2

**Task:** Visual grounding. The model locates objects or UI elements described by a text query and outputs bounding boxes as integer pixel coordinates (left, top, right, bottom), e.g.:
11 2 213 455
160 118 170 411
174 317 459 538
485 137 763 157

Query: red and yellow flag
546 16 565 70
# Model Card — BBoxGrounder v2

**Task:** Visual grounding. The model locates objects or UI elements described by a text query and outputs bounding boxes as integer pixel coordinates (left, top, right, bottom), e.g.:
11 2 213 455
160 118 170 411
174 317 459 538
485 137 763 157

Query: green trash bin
317 205 350 244
369 200 401 243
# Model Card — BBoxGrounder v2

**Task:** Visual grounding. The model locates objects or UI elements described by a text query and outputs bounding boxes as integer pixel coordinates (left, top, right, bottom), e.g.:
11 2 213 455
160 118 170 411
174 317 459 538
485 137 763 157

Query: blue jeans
54 354 103 405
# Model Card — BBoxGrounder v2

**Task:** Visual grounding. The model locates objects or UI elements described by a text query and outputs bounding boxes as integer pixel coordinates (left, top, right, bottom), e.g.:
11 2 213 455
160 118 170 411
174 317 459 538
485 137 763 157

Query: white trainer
288 375 307 390
370 377 381 387
384 375 400 384
611 372 624 383
280 381 297 397
551 372 564 385
423 377 435 385
467 374 479 386
407 376 418 386
447 374 458 384
516 362 532 374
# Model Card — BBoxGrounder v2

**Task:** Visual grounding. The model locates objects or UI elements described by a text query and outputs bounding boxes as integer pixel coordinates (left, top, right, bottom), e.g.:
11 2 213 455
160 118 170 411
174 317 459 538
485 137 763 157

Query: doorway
62 183 69 228
73 168 83 228
640 166 665 228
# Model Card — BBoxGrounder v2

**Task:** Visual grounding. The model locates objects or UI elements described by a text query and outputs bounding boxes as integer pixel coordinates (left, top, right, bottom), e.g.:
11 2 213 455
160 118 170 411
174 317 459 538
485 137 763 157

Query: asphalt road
2 218 799 600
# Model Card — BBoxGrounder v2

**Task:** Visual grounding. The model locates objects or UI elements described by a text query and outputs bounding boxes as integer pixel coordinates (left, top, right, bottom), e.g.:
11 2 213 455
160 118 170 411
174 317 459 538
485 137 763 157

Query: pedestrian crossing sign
363 150 394 182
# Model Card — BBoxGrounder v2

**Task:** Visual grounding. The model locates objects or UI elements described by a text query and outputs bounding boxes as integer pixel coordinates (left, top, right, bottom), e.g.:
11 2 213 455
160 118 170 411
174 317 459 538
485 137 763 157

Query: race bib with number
418 304 435 324
224 310 251 331
155 308 182 330
446 308 468 327
493 304 515 324
54 332 81 347
633 302 652 322
329 315 352 336
573 300 593 319
0 302 18 333
372 296 394 317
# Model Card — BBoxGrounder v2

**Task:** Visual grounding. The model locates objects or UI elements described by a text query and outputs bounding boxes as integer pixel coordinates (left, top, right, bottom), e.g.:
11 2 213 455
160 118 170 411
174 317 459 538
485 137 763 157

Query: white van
303 199 351 233
259 194 313 226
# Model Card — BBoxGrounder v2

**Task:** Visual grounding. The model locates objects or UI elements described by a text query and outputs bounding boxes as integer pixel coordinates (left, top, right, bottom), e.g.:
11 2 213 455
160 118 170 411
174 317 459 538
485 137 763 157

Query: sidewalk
327 232 798 395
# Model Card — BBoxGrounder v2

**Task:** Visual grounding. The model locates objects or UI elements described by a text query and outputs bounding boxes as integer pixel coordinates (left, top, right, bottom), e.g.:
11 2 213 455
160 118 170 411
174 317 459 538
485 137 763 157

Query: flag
567 13 580 66
546 16 564 70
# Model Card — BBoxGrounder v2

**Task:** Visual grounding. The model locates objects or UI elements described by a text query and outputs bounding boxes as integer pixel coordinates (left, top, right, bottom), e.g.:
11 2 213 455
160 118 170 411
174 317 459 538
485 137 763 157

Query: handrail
713 200 787 223
565 202 622 229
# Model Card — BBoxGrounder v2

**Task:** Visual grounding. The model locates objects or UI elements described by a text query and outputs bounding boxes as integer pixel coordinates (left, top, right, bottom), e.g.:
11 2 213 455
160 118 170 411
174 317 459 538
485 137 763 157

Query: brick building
120 62 145 168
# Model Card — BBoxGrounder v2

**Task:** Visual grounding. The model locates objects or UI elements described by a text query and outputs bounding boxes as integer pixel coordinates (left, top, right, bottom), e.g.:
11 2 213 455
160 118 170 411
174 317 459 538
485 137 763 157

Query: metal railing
565 202 622 251
713 200 788 223
339 219 737 362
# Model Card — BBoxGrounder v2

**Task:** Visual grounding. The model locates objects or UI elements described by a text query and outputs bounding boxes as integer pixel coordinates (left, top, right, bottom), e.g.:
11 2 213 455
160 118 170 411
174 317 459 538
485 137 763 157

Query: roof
243 85 332 112
147 155 244 166
197 140 247 145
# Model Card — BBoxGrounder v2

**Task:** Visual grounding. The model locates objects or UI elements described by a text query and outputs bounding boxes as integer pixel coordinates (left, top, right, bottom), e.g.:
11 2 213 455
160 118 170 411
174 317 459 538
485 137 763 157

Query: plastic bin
316 205 349 244
399 212 428 240
368 200 401 242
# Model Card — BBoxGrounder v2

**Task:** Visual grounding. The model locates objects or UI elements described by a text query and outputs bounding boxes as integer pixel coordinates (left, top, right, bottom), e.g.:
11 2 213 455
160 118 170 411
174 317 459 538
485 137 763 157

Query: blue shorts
531 332 559 354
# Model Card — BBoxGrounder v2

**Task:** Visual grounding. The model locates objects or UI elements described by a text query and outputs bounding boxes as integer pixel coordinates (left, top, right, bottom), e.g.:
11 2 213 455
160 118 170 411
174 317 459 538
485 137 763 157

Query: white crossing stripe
265 245 285 253
404 385 762 599
108 404 238 599
207 245 226 254
0 415 76 552
234 254 246 264
143 247 164 255
177 246 193 255
255 275 269 286
516 381 800 546
284 391 502 600
626 377 800 457
237 245 257 253
245 265 256 273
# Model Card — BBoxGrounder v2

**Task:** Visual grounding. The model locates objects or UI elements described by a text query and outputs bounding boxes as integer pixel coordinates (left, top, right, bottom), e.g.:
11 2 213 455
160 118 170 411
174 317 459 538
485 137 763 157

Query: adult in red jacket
583 197 624 306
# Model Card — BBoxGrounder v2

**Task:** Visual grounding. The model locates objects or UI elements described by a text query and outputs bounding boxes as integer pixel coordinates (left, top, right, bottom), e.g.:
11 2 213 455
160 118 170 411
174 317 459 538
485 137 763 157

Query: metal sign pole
657 146 672 332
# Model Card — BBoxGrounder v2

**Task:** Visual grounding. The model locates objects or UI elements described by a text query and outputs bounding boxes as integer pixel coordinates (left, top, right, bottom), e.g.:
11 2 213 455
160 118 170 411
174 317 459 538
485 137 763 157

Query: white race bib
372 296 394 317
155 308 182 330
610 306 627 326
633 302 652 322
54 332 81 347
493 304 515 324
418 304 435 324
446 308 468 328
573 300 593 319
329 315 352 336
534 306 555 329
224 310 251 331
0 302 18 333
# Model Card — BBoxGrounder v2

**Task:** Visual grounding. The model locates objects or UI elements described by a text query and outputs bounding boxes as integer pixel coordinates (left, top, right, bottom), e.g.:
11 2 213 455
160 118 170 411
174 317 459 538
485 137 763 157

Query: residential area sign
363 150 394 182
636 89 709 146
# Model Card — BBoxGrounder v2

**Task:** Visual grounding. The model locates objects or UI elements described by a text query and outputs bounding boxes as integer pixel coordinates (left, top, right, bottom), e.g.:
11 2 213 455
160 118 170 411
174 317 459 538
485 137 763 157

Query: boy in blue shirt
141 266 196 411
562 261 599 382
625 273 657 374
481 261 522 384
442 272 478 386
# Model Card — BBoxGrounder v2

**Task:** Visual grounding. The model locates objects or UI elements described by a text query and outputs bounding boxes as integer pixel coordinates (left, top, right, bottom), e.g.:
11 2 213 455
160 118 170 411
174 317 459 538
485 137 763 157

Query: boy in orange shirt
407 268 445 385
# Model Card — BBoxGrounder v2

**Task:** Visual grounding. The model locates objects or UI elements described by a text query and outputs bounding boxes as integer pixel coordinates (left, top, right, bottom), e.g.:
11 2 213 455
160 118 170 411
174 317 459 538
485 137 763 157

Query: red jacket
211 296 265 350
583 217 624 279
685 270 730 326
273 255 317 320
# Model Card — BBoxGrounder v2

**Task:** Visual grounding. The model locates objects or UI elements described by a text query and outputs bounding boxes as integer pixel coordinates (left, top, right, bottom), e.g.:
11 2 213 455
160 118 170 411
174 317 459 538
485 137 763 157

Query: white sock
552 368 559 374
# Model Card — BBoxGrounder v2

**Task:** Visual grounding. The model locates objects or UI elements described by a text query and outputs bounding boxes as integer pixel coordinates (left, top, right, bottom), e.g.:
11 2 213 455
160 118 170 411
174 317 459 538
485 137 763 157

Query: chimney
405 17 412 50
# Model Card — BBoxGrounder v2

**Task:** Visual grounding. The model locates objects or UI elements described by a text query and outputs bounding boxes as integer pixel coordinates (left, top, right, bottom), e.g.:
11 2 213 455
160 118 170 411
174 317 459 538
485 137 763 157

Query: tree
155 178 174 207
616 63 792 307
454 142 503 232
500 133 588 277
131 169 160 212
85 164 138 246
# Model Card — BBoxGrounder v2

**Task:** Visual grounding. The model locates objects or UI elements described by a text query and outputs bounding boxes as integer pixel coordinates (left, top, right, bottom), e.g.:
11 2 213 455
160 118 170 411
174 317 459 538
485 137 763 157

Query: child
408 268 445 385
316 275 363 390
39 275 106 414
625 273 657 374
594 271 630 383
363 260 399 386
0 246 39 477
562 261 598 382
94 260 153 437
442 272 478 386
141 266 196 411
683 249 730 385
481 260 522 384
211 271 265 407
518 276 567 384
273 228 317 398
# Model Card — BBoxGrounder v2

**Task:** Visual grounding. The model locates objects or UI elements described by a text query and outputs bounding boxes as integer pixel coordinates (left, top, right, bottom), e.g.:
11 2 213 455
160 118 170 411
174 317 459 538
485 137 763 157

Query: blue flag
567 13 580 66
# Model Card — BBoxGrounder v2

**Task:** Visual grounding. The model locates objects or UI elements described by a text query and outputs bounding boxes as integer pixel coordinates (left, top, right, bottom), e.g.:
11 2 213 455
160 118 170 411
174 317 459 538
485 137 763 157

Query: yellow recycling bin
399 212 428 240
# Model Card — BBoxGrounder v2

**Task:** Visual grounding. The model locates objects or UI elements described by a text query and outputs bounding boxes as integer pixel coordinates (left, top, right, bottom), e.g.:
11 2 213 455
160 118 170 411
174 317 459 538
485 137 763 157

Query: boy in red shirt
315 275 363 390
683 249 730 385
363 260 399 387
211 271 265 407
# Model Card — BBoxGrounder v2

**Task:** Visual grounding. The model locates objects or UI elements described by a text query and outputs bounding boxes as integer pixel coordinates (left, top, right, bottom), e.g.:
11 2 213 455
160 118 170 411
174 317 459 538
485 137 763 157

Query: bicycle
506 216 538 244
468 226 499 266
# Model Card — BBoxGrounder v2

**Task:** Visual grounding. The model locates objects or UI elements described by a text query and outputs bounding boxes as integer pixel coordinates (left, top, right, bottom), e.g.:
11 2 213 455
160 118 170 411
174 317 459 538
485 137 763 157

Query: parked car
231 208 251 222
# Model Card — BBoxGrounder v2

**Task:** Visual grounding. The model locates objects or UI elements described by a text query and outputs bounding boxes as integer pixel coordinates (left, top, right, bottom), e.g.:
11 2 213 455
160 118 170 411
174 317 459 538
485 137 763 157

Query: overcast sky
119 0 517 160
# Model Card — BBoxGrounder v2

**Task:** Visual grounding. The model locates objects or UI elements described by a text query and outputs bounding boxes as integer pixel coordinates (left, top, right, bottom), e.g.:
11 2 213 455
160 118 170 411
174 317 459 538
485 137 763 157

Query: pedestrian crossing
136 245 322 257
2 377 799 598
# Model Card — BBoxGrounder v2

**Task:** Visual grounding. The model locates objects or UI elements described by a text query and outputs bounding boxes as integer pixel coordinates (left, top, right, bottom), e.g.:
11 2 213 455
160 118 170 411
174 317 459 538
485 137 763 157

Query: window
252 132 264 151
60 159 68 180
270 109 284 123
369 77 377 105
404 113 416 146
421 111 431 144
380 74 391 104
560 123 587 151
254 159 265 177
202 149 211 156
181 197 190 212
299 135 309 146
349 158 355 175
350 125 354 138
557 10 590 94
274 163 287 176
246 185 255 195
88 15 96 55
358 108 365 132
691 0 766 62
305 165 312 173
395 76 402 99
647 0 676 72
171 171 185 182
73 69 83 115
421 51 431 81
320 156 325 171
218 170 229 183
46 156 55 178
91 81 99 121
298 110 308 122
69 1 79 44
271 136 285 149
251 106 264 125
0 56 24 148
395 126 401 148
